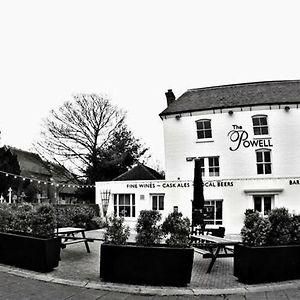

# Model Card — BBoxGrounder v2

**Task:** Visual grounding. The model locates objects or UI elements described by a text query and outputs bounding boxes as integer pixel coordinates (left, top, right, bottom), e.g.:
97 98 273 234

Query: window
113 194 135 217
152 194 164 211
256 149 272 174
252 115 269 135
196 119 212 139
253 195 273 215
208 157 220 176
197 156 220 177
204 200 223 225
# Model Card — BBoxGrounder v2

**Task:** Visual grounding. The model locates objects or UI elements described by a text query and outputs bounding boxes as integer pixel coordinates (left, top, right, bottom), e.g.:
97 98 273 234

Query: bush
54 205 96 229
162 211 191 247
31 204 56 238
241 207 300 246
0 203 14 232
86 216 107 230
0 203 56 238
267 208 293 245
104 214 130 245
135 210 162 246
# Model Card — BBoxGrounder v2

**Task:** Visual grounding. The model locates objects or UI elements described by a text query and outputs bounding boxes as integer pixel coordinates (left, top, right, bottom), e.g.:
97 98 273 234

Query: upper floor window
252 115 269 135
196 119 212 139
198 156 220 177
256 149 272 174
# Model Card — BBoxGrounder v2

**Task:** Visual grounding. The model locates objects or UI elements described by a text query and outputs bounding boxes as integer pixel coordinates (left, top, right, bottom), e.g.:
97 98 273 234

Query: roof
7 147 52 178
160 80 300 117
113 163 164 181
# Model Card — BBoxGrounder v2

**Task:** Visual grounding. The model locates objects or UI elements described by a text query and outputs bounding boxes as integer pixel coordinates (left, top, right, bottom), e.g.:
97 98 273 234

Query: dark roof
7 147 52 178
160 80 300 117
113 163 164 181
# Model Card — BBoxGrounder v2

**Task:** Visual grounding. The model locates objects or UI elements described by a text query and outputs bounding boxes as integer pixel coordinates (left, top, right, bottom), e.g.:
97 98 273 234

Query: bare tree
35 94 127 181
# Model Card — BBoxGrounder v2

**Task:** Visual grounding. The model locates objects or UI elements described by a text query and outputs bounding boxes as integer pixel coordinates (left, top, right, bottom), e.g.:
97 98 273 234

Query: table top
56 227 86 234
191 234 239 245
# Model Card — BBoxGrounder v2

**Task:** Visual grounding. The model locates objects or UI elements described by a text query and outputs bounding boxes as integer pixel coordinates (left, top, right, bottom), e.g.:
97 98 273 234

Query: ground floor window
253 195 273 215
151 194 164 211
113 193 135 217
204 200 223 225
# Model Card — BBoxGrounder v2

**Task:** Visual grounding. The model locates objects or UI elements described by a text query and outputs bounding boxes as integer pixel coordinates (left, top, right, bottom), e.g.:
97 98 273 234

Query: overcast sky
1 1 300 170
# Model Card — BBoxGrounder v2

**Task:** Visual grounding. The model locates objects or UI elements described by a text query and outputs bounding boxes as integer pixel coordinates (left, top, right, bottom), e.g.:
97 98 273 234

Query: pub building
96 80 300 234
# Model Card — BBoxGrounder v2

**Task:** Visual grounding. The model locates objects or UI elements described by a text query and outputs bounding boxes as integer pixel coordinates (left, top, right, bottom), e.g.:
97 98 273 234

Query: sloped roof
7 147 52 178
113 163 164 181
160 80 300 117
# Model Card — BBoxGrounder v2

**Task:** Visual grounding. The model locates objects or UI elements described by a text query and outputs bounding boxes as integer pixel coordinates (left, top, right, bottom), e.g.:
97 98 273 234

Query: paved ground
1 229 300 299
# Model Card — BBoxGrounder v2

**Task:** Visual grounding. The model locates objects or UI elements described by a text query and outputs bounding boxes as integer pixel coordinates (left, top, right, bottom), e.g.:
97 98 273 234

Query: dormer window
196 119 212 139
252 115 269 135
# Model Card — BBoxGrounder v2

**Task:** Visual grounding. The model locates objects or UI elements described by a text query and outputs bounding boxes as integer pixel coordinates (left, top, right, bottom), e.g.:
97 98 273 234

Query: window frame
196 119 212 140
256 149 272 175
204 199 223 225
151 194 165 211
197 156 220 177
113 193 136 217
252 115 269 136
253 195 273 215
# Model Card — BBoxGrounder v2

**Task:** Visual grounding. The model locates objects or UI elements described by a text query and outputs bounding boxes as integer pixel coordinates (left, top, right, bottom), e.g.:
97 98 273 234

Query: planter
0 232 61 272
234 243 300 283
100 243 194 286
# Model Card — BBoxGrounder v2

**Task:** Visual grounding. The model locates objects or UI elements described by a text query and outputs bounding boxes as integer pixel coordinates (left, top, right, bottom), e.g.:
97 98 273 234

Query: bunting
0 170 95 188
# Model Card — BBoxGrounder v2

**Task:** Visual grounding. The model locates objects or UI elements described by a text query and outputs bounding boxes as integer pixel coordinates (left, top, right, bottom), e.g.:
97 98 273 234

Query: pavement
1 229 300 299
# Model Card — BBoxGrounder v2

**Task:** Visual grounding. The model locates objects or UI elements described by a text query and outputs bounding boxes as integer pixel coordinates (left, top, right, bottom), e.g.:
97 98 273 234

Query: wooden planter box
0 232 61 272
100 243 194 286
234 243 300 283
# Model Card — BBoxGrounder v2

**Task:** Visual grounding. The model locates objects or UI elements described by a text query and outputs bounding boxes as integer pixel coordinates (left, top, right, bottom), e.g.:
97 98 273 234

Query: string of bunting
0 170 95 188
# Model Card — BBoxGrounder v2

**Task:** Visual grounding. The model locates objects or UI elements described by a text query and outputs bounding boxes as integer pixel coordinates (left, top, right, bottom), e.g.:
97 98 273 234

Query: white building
96 80 300 234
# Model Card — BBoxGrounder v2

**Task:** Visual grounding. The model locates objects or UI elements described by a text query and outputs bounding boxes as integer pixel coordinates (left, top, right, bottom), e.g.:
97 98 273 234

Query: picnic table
191 234 239 273
56 227 93 253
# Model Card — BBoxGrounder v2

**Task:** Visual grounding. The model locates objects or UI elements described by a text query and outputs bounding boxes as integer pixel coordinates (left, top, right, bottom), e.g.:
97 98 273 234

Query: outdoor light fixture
284 106 290 112
228 110 233 115
175 115 181 120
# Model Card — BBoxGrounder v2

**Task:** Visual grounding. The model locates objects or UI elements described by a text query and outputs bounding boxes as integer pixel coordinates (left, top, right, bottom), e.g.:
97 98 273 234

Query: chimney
165 89 175 106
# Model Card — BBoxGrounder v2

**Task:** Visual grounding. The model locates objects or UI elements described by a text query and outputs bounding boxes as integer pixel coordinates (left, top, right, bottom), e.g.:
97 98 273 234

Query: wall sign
228 125 273 151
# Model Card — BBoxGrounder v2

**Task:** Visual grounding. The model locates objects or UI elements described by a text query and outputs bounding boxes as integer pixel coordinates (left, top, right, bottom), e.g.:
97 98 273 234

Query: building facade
96 80 300 234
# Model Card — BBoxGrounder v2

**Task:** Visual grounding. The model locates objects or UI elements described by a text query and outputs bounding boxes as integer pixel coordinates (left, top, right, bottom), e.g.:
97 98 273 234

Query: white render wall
96 177 300 234
162 104 300 180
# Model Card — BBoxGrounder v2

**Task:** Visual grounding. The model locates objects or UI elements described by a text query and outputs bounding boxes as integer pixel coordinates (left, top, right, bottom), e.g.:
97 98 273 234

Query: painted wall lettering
228 125 273 151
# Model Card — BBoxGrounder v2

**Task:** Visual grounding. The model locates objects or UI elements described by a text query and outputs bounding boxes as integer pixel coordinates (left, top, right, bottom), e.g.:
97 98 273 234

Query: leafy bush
267 208 293 245
162 211 191 247
0 203 14 232
31 204 56 238
54 205 97 228
135 210 163 246
104 214 130 245
241 211 271 246
0 203 56 238
241 207 300 246
86 216 107 230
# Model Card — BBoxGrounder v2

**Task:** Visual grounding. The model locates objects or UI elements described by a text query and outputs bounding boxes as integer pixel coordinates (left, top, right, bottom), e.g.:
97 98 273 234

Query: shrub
0 203 14 232
31 204 56 238
0 203 57 238
135 210 162 246
104 214 130 245
54 205 96 228
241 207 300 246
162 211 191 247
86 216 107 230
267 208 293 245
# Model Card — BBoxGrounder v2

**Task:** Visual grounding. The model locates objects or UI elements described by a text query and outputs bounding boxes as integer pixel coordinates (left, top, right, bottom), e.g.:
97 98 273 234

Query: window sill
196 139 214 143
